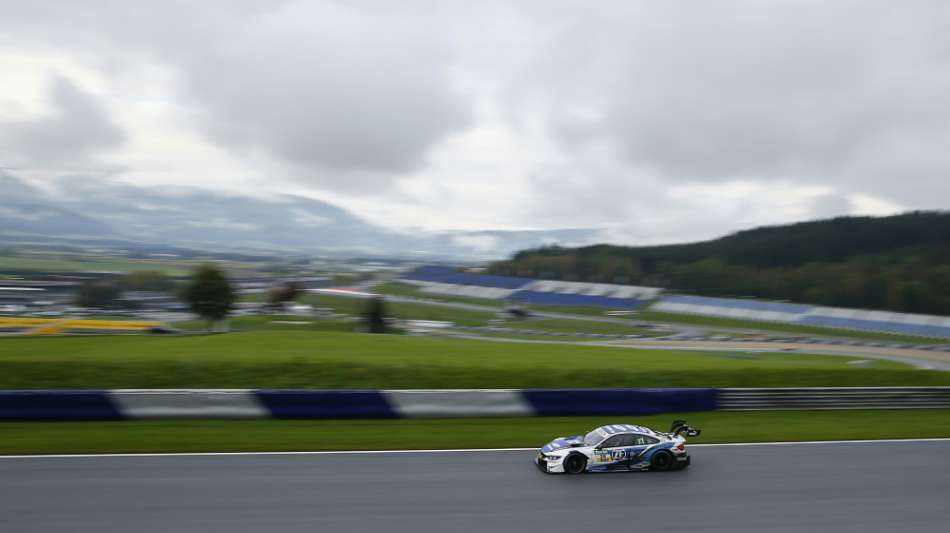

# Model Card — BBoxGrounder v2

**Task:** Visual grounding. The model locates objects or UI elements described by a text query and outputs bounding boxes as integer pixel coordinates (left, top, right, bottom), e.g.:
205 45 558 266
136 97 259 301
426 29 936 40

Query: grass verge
4 331 946 389
1 409 948 455
0 255 193 276
306 293 501 326
174 315 602 342
174 309 653 340
372 281 507 308
441 331 596 342
497 318 662 336
173 315 361 333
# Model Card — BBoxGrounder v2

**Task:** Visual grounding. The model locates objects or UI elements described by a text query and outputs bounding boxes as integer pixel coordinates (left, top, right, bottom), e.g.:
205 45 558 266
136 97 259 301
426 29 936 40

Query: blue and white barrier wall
0 388 718 421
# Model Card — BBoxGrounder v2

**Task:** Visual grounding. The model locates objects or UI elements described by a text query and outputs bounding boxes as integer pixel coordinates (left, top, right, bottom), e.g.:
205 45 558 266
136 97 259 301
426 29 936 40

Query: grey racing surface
1 441 948 533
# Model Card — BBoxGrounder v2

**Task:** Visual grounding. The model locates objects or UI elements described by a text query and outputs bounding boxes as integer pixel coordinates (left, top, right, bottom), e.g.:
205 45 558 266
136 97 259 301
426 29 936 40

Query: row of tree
73 264 391 332
489 212 950 314
75 265 236 324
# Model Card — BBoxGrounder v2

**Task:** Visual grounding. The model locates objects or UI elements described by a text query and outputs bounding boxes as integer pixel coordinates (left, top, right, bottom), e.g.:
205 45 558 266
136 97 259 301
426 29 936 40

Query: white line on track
1 437 948 459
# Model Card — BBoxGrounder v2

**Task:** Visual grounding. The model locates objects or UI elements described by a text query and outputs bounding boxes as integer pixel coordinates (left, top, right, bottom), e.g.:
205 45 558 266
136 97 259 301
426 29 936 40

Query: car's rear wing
669 419 701 438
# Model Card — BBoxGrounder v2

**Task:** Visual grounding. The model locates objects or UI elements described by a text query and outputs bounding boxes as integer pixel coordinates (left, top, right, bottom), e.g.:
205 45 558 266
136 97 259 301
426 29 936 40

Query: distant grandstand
401 265 950 339
401 265 660 310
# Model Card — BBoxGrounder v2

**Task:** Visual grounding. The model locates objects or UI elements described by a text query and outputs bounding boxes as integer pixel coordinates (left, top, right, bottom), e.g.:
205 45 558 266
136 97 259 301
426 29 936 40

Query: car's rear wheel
650 451 673 471
563 454 587 474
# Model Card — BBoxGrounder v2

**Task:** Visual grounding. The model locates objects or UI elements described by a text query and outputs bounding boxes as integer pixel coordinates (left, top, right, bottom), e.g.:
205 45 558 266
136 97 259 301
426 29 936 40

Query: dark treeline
488 212 950 315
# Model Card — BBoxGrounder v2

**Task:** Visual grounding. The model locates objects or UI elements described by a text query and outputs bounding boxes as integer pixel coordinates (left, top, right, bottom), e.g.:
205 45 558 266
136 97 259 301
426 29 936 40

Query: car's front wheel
563 454 587 474
650 451 673 471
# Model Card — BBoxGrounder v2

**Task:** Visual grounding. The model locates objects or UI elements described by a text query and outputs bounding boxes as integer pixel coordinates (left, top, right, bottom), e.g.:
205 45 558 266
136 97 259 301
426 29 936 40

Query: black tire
650 451 673 471
563 454 587 474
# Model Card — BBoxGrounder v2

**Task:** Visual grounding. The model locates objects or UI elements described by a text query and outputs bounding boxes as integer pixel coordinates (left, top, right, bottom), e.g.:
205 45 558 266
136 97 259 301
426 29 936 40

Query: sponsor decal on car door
592 434 633 470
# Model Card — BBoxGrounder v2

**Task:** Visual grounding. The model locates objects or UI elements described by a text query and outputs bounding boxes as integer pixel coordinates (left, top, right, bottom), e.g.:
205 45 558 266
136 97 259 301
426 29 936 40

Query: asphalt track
2 440 948 532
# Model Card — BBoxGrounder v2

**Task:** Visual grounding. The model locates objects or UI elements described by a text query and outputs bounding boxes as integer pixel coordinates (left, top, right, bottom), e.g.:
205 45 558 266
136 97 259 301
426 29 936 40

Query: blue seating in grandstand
401 266 950 337
403 266 532 289
660 294 813 314
505 290 646 310
798 315 950 338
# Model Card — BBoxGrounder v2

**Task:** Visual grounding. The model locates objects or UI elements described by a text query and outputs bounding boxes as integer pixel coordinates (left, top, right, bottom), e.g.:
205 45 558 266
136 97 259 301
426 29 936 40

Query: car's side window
600 435 625 448
633 435 660 446
616 434 636 447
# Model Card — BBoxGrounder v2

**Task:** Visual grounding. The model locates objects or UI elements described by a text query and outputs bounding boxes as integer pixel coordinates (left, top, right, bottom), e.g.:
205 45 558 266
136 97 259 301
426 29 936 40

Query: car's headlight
543 454 563 461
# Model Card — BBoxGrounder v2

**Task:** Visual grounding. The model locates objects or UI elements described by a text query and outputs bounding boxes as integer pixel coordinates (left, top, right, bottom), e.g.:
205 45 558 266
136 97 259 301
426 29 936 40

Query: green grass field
174 314 361 333
372 281 507 308
496 318 661 336
0 255 192 276
312 290 655 335
439 331 597 342
278 292 635 335
303 293 502 326
1 409 947 455
176 313 604 342
2 330 948 390
238 291 503 327
638 311 946 344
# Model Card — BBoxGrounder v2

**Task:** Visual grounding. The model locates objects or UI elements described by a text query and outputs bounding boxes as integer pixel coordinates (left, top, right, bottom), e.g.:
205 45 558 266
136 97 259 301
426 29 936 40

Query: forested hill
488 211 950 315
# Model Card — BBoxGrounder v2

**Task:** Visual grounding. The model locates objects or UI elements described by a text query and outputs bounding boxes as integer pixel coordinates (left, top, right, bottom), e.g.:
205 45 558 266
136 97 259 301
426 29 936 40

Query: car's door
591 434 634 470
625 434 661 469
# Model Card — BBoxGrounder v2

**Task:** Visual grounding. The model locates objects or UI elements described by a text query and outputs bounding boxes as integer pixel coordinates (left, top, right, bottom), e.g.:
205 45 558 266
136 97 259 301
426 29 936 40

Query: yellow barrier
0 317 161 335
26 319 71 335
0 318 51 327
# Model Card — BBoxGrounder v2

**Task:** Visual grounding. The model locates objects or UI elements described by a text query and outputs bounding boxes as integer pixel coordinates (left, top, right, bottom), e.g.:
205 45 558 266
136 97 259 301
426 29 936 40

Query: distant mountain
0 173 600 259
0 202 116 238
490 211 950 315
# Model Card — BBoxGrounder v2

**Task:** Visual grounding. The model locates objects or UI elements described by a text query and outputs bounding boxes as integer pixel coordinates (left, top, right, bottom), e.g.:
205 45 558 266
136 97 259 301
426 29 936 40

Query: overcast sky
1 1 948 245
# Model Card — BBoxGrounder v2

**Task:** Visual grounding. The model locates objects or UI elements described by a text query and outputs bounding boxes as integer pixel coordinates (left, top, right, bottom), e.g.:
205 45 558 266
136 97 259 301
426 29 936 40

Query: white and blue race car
536 420 701 474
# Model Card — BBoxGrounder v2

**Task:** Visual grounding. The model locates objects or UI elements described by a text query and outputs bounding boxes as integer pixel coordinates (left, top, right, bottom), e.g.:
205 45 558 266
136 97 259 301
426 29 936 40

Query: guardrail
718 387 950 410
0 388 717 421
1 387 948 421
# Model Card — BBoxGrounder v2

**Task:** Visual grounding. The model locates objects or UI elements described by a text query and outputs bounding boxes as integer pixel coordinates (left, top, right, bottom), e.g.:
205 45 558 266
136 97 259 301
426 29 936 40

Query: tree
363 297 388 334
123 270 174 292
75 280 122 309
267 281 303 310
183 264 235 331
487 211 950 314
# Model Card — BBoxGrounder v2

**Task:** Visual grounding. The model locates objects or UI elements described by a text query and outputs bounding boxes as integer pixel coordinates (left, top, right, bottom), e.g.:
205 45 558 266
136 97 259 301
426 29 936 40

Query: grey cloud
510 1 950 211
809 193 854 219
0 76 125 169
1 1 474 192
0 172 44 201
172 2 471 183
1 1 949 240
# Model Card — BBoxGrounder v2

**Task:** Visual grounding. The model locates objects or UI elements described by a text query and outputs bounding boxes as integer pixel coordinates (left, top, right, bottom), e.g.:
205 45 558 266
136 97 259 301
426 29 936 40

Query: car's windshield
583 428 605 446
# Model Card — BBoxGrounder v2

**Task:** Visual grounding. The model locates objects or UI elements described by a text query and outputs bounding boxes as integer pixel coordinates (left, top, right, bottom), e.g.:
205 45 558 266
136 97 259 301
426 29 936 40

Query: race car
535 420 701 474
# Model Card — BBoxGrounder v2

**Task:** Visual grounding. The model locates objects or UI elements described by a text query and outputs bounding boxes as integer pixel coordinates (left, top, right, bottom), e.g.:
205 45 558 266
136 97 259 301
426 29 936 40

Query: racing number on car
595 447 627 462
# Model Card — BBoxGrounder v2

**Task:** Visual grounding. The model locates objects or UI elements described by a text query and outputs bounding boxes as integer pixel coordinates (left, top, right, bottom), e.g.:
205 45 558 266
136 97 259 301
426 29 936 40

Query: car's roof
596 424 657 436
